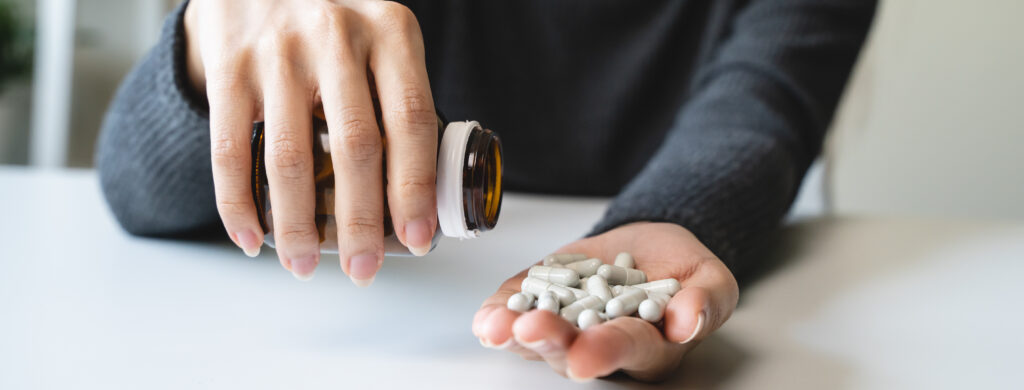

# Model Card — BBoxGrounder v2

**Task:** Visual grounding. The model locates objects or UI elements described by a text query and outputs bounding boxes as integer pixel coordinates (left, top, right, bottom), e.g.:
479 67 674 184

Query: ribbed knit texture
96 0 876 278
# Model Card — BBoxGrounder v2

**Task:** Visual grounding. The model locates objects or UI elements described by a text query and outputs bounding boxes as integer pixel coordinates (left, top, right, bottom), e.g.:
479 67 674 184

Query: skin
184 1 740 379
473 222 739 381
184 0 439 284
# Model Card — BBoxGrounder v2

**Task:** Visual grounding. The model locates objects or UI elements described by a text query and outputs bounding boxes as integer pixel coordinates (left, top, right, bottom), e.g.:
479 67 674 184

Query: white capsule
585 275 614 302
611 285 624 296
564 258 603 277
597 264 647 285
541 253 589 266
566 286 590 300
613 252 635 269
638 292 670 322
560 295 605 324
506 292 535 312
577 309 605 330
632 278 682 297
536 291 560 313
528 265 580 287
605 286 647 318
521 277 575 305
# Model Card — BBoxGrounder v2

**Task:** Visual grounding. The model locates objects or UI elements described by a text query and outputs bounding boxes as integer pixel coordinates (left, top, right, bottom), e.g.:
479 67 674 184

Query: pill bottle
250 110 503 256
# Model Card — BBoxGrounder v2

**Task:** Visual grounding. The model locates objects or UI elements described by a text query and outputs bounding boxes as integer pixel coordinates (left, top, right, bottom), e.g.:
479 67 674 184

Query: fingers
260 41 320 280
367 2 438 256
207 56 264 258
318 44 385 287
511 310 580 375
567 317 683 382
664 260 739 344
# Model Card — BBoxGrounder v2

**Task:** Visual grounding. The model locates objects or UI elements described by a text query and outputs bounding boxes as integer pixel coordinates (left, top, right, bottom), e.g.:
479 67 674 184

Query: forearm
96 1 219 237
591 0 877 277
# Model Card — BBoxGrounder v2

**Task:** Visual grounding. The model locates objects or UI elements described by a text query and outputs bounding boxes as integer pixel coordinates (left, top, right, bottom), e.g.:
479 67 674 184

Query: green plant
0 0 32 93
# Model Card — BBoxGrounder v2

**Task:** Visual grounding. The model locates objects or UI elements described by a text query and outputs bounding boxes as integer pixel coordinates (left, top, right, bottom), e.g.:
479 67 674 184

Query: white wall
828 0 1024 220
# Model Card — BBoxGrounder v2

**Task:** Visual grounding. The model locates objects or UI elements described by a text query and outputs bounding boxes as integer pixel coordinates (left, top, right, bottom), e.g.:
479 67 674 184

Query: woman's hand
184 0 439 284
472 222 739 381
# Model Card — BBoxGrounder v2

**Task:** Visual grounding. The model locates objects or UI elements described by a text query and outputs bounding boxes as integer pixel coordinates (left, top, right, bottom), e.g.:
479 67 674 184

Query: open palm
472 222 739 381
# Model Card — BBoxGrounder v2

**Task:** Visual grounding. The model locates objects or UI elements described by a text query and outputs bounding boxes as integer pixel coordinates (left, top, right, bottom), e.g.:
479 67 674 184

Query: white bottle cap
436 120 481 239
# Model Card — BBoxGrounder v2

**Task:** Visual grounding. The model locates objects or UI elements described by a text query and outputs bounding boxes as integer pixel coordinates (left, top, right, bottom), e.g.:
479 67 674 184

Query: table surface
2 167 1023 389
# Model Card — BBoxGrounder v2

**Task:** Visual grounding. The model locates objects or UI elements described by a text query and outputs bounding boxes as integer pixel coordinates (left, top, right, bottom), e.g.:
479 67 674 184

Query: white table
2 168 1023 389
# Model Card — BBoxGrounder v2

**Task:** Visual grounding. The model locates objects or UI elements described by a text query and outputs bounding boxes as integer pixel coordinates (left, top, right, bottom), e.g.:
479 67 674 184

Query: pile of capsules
507 252 681 330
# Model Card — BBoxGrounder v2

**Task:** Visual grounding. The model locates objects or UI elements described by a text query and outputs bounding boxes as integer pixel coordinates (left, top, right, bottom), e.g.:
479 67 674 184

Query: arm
95 1 218 237
474 0 877 381
591 0 878 279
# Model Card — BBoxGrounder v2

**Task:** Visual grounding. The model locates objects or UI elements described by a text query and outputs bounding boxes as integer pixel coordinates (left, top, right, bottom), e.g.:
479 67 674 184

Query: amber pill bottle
250 111 503 256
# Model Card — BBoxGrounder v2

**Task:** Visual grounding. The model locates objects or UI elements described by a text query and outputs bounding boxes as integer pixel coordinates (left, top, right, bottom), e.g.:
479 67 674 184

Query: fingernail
680 312 705 344
566 368 593 383
516 338 553 353
479 337 513 350
235 230 262 257
404 219 433 256
290 254 318 281
348 253 380 287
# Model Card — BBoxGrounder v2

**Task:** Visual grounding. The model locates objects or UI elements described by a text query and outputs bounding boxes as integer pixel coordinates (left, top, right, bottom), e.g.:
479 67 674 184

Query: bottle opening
437 121 504 239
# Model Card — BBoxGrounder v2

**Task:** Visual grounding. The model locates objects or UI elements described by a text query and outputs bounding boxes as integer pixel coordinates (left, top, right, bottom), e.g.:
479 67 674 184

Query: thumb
663 259 738 344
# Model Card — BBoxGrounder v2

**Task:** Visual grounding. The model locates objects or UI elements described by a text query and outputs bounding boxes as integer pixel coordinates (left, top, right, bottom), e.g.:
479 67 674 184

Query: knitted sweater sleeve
95 1 218 237
589 0 876 276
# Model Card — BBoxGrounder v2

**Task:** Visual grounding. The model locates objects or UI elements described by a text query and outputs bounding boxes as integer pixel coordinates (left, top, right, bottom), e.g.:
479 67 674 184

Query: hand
184 0 439 283
472 222 739 381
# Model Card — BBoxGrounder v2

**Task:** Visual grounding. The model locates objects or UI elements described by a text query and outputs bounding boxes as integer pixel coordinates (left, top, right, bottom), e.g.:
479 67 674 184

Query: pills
577 309 605 330
614 252 635 269
597 264 647 285
560 295 605 324
542 253 588 266
527 265 581 287
564 258 602 277
507 292 535 312
507 252 682 329
605 286 647 318
638 292 671 322
585 275 614 302
521 277 576 305
633 278 682 297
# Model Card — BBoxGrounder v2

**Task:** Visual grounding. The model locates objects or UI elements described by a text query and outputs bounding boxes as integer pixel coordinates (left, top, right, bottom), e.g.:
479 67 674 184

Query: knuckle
277 224 319 243
216 198 253 219
392 173 436 200
256 31 298 59
331 108 382 163
342 214 382 237
266 133 310 178
210 135 248 169
386 90 435 130
369 2 419 36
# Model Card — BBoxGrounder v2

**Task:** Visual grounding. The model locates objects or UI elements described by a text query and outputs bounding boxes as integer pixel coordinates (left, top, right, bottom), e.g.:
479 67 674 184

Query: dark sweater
96 0 875 278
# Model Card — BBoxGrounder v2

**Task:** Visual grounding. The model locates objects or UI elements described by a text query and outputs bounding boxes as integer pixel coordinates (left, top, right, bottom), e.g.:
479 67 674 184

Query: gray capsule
585 275 614 302
638 292 671 322
605 286 648 318
521 277 576 305
507 292 535 312
613 252 635 269
577 309 605 330
528 265 581 287
566 286 590 300
632 278 682 297
597 264 647 285
560 295 606 324
536 291 560 313
541 253 589 266
564 258 603 277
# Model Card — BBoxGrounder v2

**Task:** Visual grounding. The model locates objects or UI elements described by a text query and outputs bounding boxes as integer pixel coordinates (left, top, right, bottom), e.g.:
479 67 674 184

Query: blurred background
0 0 1021 219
